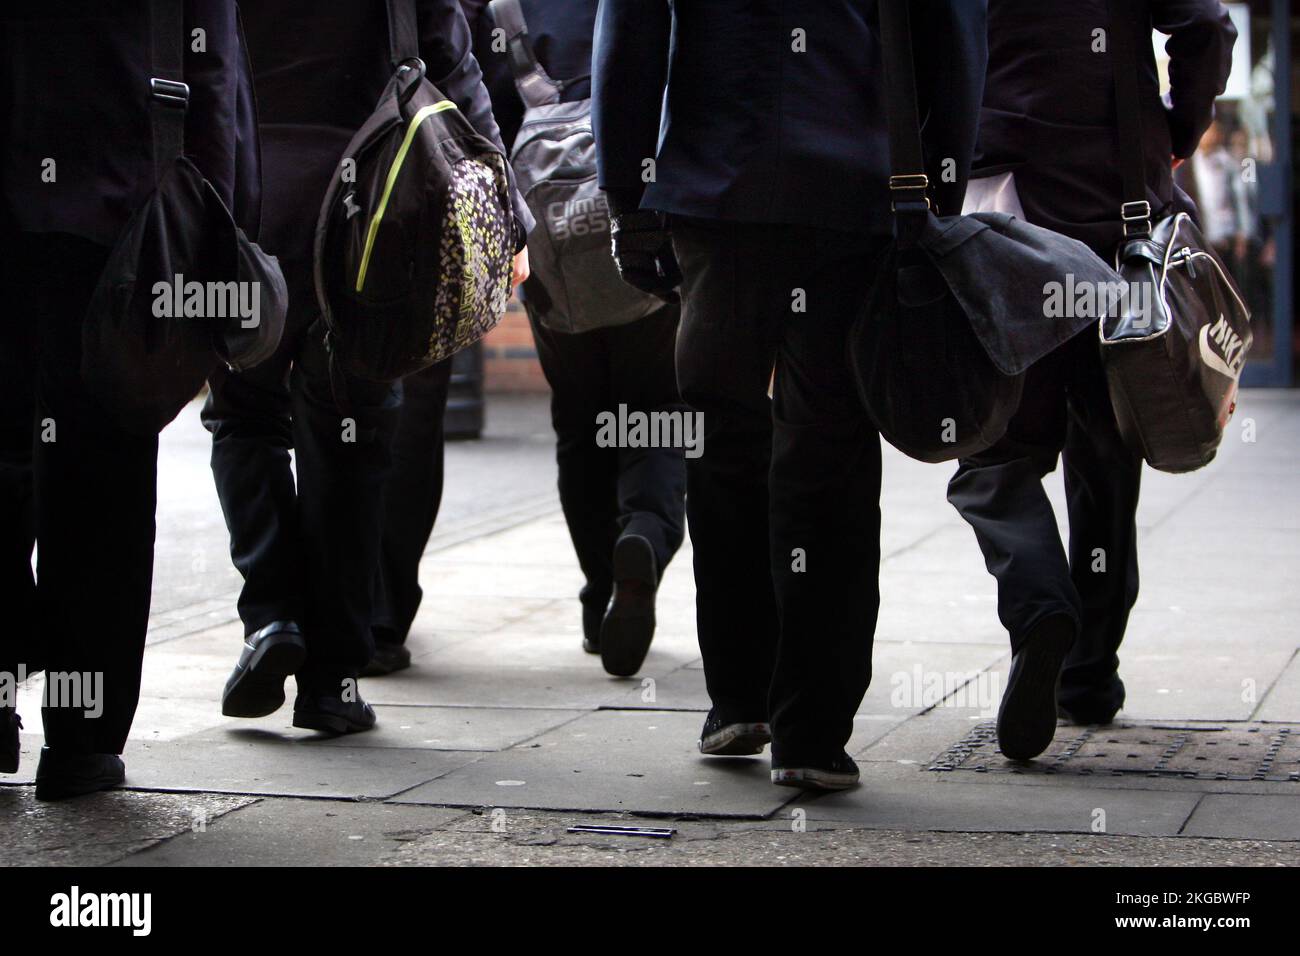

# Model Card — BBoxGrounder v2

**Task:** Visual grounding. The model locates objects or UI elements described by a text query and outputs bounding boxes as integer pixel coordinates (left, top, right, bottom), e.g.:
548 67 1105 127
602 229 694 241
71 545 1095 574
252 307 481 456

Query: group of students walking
1 0 1235 800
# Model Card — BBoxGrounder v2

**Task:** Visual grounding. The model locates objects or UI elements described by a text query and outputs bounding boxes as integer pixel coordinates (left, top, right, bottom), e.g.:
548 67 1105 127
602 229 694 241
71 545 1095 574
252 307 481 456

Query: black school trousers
670 217 889 765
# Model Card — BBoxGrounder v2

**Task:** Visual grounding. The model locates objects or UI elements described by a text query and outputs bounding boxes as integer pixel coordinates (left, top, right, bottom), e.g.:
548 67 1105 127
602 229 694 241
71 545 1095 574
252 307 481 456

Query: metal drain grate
928 722 1300 782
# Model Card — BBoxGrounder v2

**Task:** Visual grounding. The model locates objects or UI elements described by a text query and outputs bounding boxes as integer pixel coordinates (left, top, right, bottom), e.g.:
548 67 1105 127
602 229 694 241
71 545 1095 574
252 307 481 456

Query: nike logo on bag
1198 315 1245 380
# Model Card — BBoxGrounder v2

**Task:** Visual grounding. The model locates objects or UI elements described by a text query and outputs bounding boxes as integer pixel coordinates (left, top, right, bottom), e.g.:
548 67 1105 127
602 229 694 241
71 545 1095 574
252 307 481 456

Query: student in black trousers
594 0 986 788
0 2 255 799
947 0 1235 760
365 357 454 676
461 0 687 677
202 1 530 730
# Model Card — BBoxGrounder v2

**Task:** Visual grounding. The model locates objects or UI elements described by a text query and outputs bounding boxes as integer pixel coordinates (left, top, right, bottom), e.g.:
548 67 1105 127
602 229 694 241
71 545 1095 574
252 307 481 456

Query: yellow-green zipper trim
355 100 458 292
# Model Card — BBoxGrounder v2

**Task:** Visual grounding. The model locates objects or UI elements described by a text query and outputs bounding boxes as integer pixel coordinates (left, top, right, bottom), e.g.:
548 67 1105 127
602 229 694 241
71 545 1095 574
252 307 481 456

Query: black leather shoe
360 641 411 677
698 710 771 756
35 747 125 801
998 616 1077 760
599 534 658 677
771 752 860 791
1 707 21 774
222 621 308 719
292 691 377 735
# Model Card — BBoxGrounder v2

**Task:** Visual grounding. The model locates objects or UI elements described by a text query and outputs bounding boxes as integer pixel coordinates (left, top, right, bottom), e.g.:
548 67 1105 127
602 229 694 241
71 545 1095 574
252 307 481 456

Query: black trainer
2 707 21 774
360 641 412 677
221 620 308 719
771 752 860 791
35 747 125 801
998 615 1077 760
698 710 771 756
599 534 658 677
292 690 377 735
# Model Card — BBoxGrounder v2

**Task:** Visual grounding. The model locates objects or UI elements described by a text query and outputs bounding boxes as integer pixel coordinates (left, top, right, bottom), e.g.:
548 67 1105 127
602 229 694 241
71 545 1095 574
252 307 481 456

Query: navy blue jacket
1 1 255 248
974 0 1236 249
460 0 598 153
241 0 530 264
592 0 988 237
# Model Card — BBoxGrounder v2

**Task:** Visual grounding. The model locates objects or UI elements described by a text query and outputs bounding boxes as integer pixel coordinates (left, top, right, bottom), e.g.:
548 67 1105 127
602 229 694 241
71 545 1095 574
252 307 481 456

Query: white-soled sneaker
771 753 860 791
698 711 771 756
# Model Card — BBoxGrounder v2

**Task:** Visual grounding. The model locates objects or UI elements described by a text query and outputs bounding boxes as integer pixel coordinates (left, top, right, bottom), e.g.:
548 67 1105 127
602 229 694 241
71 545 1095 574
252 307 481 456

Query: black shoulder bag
1098 0 1252 473
82 0 287 436
849 0 1120 463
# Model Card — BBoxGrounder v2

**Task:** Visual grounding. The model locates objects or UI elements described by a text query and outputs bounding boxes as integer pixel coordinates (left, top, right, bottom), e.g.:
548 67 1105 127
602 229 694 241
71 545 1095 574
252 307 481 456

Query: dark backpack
488 0 661 334
314 0 516 383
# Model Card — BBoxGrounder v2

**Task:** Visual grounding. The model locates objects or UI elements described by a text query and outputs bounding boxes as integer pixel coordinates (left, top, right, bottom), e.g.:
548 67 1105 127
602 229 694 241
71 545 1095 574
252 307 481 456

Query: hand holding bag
849 0 1120 463
81 0 286 436
1099 0 1252 473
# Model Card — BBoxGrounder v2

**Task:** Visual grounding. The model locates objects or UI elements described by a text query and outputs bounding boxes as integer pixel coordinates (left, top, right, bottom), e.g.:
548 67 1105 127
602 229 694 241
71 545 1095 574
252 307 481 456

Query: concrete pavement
1 391 1297 866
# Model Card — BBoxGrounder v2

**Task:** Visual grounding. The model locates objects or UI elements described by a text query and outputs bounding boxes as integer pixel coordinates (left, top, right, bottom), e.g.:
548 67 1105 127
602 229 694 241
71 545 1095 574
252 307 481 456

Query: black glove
610 210 682 303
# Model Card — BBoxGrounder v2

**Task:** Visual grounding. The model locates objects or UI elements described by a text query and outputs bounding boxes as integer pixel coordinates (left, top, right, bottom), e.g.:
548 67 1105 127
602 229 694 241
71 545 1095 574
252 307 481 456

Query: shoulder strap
1107 0 1154 238
488 0 563 108
386 0 420 65
148 0 188 179
878 0 931 245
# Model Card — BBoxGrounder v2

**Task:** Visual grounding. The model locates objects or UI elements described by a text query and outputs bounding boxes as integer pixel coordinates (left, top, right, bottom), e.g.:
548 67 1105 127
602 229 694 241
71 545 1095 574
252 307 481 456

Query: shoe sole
771 767 860 791
221 633 308 719
699 722 772 756
997 620 1076 761
600 536 657 678
291 711 375 735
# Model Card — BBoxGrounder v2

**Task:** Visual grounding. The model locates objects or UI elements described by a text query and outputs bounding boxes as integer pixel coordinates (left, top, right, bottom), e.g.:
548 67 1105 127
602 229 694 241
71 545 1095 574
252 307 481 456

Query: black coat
241 0 530 264
973 0 1236 250
460 0 598 153
1 1 256 248
592 0 988 237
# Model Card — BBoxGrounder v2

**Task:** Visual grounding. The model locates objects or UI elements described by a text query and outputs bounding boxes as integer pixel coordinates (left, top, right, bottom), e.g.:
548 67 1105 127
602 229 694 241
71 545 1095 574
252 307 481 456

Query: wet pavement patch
928 722 1300 782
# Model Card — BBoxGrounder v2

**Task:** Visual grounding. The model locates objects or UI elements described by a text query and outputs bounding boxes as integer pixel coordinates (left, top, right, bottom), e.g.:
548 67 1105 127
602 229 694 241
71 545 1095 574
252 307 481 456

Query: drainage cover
928 722 1300 782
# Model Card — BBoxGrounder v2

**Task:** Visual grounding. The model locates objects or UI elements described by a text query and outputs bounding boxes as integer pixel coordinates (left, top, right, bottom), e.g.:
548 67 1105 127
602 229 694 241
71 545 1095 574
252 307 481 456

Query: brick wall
483 295 549 393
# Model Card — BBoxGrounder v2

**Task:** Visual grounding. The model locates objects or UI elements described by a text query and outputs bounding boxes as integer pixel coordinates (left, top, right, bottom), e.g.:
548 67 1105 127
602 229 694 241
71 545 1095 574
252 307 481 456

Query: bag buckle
890 174 931 212
1122 200 1152 238
150 78 190 107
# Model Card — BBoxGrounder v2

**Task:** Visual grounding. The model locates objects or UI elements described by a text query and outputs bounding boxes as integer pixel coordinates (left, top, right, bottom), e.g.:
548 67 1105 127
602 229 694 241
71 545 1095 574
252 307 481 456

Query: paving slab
1256 651 1300 722
115 798 469 866
234 704 588 752
1109 610 1296 721
1181 794 1300 841
117 733 480 799
390 709 793 817
404 593 561 635
418 626 697 675
0 787 253 866
790 778 1201 837
358 656 633 710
